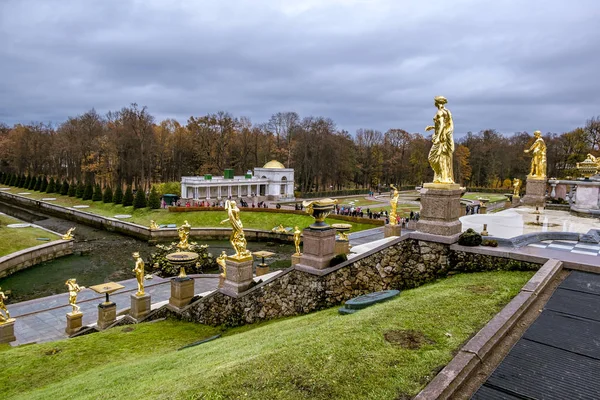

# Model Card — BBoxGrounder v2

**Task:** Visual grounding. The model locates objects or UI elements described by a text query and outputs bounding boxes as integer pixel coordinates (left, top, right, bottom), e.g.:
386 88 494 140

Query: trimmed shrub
46 177 56 193
76 181 85 198
34 176 42 191
83 182 94 200
67 181 77 197
148 186 160 209
122 186 134 207
40 177 48 192
60 180 69 195
458 228 482 246
28 176 37 190
133 188 147 209
113 186 123 204
92 184 103 201
24 175 31 189
0 172 5 184
103 186 113 203
9 173 17 186
17 174 25 188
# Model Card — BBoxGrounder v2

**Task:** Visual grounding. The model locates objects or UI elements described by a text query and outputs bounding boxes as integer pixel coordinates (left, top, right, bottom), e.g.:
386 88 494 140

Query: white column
218 186 222 199
238 185 241 197
228 185 232 198
206 186 210 199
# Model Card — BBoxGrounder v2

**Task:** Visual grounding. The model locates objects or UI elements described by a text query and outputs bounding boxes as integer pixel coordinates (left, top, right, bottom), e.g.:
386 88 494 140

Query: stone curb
414 258 564 400
0 239 73 279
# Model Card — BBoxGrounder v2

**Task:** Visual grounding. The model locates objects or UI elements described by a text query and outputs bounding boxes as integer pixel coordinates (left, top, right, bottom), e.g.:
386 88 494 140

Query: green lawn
0 186 378 233
0 214 60 257
334 196 385 207
462 192 510 203
0 270 534 400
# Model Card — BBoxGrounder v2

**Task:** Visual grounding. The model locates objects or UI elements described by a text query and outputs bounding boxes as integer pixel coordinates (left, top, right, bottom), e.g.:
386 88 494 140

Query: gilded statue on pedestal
425 96 455 184
176 220 191 251
293 226 302 255
220 200 252 259
149 220 159 230
524 130 547 179
65 279 84 314
0 287 11 323
62 227 75 240
216 251 227 278
132 252 145 296
512 178 522 197
389 184 399 225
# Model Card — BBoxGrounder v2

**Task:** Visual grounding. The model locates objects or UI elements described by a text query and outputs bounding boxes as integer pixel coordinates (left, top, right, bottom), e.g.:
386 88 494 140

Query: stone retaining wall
147 235 541 327
0 240 73 278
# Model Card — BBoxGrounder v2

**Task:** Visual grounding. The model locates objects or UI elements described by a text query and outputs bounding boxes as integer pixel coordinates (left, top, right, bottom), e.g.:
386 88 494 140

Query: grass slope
462 192 509 203
0 214 60 256
0 271 534 400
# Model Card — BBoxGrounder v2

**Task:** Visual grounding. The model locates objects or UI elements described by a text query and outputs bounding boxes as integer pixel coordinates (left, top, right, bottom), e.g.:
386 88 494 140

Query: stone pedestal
384 224 402 238
504 200 511 209
574 185 600 211
291 254 302 266
480 205 487 214
334 240 351 255
416 183 462 236
97 302 117 330
220 257 254 296
0 319 16 343
256 264 270 276
130 294 151 320
169 277 195 308
65 312 83 335
297 228 336 271
512 195 521 206
218 275 225 288
521 178 547 206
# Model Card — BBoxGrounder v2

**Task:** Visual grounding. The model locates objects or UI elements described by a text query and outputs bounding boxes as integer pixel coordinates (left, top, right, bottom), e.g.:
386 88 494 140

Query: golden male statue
425 96 455 184
220 200 252 259
293 226 302 255
389 184 399 225
65 279 84 314
513 178 522 197
132 252 145 296
524 130 547 179
216 251 227 278
0 287 11 323
176 220 191 250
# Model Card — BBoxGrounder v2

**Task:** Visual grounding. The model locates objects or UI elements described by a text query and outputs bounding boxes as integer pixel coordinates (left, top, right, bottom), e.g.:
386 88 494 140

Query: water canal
0 200 294 303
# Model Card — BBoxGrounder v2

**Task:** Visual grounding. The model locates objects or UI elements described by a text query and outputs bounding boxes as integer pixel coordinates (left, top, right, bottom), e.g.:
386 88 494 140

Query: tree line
0 104 598 194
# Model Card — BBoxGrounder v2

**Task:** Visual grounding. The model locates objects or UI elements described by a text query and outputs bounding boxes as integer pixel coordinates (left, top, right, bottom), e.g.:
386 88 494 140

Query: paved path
472 270 600 399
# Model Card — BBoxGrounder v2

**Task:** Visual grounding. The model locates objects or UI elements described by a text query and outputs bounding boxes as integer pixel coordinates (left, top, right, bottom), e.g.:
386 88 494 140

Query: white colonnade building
180 160 295 202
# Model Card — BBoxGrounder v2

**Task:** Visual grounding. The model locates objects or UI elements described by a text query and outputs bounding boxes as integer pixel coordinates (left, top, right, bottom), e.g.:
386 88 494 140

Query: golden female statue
293 226 302 255
220 200 251 259
176 220 191 250
132 252 145 296
425 96 455 184
0 287 11 323
389 184 399 225
524 130 547 179
512 178 522 197
65 279 84 314
62 227 75 240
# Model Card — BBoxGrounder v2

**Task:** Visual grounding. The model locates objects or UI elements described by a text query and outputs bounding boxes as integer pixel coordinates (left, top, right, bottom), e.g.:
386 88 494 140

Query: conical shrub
83 182 94 200
122 186 134 207
60 180 69 196
113 186 123 204
40 177 48 192
133 188 147 209
103 186 113 203
46 177 56 193
68 181 76 197
148 186 161 209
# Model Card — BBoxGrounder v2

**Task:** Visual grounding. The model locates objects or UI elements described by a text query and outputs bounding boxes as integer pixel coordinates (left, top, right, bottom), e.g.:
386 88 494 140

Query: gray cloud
1 0 599 136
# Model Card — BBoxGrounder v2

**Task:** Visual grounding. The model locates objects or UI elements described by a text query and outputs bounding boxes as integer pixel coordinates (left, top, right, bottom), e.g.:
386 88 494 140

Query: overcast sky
1 0 599 136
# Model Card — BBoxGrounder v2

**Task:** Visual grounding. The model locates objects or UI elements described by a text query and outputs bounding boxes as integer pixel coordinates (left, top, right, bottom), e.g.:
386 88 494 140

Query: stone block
97 302 117 330
0 319 16 343
334 240 351 255
416 184 462 237
65 312 83 336
512 195 521 206
169 277 195 308
221 258 254 296
384 223 402 238
521 177 547 206
130 293 151 320
256 264 270 276
291 254 301 266
296 228 336 270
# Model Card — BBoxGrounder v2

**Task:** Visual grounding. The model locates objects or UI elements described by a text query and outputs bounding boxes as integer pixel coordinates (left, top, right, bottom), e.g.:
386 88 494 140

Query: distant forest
0 104 598 193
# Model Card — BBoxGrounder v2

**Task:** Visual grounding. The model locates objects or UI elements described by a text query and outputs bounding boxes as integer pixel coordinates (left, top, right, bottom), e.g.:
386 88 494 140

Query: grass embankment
0 186 378 233
0 270 534 400
462 192 509 203
0 214 60 257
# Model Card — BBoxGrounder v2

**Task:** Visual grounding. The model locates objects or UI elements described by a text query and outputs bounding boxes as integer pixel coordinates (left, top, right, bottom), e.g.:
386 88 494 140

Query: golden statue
220 200 252 260
293 226 302 255
272 224 287 234
216 251 227 278
149 220 159 230
65 278 84 314
132 252 145 296
425 96 455 184
0 287 12 324
62 227 75 240
585 153 598 164
524 130 547 179
512 178 522 197
389 184 399 225
176 220 191 251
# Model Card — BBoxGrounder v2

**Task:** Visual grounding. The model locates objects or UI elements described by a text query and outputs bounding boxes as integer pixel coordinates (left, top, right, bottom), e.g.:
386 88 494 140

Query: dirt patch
121 326 135 333
44 348 62 356
384 329 435 349
466 285 495 294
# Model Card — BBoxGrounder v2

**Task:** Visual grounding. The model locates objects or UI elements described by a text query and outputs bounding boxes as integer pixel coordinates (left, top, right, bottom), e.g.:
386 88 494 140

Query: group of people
173 197 265 209
465 204 480 215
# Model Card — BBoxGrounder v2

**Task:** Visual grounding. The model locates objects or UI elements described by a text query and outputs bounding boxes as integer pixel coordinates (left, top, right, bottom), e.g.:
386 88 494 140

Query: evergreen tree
103 186 113 203
122 186 134 207
113 186 123 204
24 175 31 189
46 177 56 193
18 174 25 188
148 186 161 209
92 184 103 201
83 182 94 200
40 177 48 192
133 188 147 209
34 176 42 191
76 181 85 198
6 173 13 186
0 172 5 184
60 180 69 196
10 173 17 186
68 180 77 197
28 176 37 190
